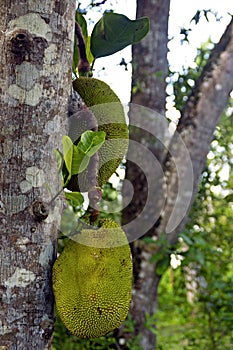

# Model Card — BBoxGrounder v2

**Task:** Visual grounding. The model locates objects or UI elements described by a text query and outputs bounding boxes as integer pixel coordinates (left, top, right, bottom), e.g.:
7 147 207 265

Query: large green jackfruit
52 219 132 339
68 77 128 191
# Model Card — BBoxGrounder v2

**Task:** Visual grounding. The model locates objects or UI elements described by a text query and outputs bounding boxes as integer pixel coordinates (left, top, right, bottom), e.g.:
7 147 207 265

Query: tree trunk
122 0 170 349
122 2 233 349
159 17 233 245
0 1 75 349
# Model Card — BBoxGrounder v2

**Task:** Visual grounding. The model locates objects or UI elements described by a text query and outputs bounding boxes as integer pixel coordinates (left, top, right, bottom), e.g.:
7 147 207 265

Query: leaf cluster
156 101 233 349
73 10 149 75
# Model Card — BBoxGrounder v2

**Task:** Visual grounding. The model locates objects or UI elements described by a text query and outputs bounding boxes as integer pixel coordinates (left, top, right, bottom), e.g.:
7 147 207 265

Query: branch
90 0 108 6
160 17 233 245
86 153 102 224
75 21 90 75
68 89 102 218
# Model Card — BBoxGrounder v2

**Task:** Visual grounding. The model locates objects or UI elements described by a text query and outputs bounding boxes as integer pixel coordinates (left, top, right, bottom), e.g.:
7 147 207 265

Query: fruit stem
87 148 102 222
75 21 90 76
90 58 96 72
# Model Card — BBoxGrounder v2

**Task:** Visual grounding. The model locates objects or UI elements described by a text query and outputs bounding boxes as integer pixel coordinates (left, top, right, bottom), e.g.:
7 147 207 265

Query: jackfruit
52 218 132 339
67 77 128 191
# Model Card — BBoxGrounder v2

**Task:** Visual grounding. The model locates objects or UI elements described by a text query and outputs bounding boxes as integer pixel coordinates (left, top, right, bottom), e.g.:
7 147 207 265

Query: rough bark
122 3 233 350
160 17 233 245
122 0 170 235
0 1 75 349
121 0 170 349
131 0 169 114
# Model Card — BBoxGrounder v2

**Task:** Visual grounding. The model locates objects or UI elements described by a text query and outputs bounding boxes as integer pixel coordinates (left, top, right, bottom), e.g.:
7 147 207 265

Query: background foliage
157 102 233 350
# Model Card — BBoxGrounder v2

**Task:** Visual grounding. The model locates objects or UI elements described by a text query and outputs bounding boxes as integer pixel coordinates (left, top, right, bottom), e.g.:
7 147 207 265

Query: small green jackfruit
68 77 128 190
52 219 132 339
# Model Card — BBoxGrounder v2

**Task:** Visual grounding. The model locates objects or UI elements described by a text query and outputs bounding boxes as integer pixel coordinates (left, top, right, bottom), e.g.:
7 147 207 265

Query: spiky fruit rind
72 77 128 187
52 219 132 339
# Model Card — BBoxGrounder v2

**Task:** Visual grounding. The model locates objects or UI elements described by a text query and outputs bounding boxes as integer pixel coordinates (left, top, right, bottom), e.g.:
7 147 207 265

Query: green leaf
60 207 79 237
179 232 193 246
76 11 88 40
62 131 106 187
78 130 106 157
62 136 73 178
65 192 84 207
71 145 90 174
73 11 89 75
144 312 157 334
143 237 157 244
225 193 233 202
90 12 150 58
149 250 165 264
155 255 170 275
54 148 63 174
72 36 79 77
195 251 205 265
86 36 94 65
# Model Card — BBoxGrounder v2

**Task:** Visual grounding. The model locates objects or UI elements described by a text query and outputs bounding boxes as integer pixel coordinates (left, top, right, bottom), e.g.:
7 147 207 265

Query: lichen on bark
0 1 76 349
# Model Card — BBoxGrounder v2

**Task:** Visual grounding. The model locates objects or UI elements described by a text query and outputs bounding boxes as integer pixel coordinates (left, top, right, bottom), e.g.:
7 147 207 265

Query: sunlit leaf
91 12 149 58
78 130 106 157
62 136 73 178
86 36 94 64
71 145 90 174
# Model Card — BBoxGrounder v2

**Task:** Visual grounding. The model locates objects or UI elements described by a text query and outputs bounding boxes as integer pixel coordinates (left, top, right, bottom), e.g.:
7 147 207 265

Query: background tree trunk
159 17 233 245
122 0 170 348
122 1 233 349
0 1 75 349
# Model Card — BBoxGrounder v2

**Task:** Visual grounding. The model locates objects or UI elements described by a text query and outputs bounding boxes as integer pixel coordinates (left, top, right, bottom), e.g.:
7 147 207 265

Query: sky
79 0 233 103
